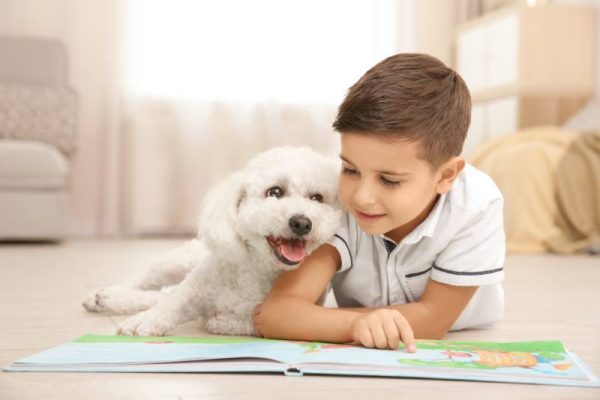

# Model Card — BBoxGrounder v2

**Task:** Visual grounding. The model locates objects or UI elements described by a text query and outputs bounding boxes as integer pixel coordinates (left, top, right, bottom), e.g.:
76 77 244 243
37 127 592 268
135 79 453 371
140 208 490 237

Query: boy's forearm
343 302 446 339
260 296 362 343
261 299 444 342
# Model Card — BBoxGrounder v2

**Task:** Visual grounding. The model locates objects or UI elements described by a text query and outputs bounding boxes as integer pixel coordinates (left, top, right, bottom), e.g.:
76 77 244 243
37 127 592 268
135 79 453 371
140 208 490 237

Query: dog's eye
266 186 284 199
309 193 323 203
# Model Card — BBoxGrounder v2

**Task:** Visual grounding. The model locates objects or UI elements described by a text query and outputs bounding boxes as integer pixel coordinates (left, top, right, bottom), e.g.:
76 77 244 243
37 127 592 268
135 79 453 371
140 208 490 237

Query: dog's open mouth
266 236 308 266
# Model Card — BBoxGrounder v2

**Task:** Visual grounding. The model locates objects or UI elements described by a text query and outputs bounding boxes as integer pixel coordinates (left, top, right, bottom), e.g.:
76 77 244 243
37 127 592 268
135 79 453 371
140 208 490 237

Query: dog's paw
82 288 112 312
83 286 163 314
82 286 127 313
116 311 173 336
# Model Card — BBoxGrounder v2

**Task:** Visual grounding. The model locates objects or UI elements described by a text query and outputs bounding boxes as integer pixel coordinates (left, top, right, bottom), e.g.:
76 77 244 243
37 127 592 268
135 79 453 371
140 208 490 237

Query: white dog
83 146 342 336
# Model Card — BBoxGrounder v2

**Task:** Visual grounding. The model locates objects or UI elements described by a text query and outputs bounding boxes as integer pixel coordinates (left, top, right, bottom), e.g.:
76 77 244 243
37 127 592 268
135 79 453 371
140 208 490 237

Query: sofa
0 36 77 241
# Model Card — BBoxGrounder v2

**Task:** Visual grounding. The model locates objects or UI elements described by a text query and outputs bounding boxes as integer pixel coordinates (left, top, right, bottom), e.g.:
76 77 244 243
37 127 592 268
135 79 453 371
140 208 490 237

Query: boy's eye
381 177 401 187
266 186 284 198
341 166 359 176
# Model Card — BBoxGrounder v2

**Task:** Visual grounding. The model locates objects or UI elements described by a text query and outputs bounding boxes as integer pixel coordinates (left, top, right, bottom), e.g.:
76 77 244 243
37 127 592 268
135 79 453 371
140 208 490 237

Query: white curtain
121 0 399 235
0 0 458 237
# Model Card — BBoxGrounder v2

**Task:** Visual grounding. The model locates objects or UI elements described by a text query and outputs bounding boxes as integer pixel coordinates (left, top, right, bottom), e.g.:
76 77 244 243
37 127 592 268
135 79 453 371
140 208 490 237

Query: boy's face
339 133 459 242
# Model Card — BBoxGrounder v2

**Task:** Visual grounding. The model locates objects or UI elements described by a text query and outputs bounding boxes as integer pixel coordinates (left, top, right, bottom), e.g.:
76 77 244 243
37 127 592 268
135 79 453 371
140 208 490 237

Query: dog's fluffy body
83 147 342 336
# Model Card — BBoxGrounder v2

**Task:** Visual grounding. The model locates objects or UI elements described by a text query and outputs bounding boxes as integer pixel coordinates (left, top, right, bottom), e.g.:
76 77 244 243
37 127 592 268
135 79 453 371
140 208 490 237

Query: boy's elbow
417 325 448 340
421 303 452 339
257 301 276 338
430 326 449 340
258 295 315 339
257 298 290 339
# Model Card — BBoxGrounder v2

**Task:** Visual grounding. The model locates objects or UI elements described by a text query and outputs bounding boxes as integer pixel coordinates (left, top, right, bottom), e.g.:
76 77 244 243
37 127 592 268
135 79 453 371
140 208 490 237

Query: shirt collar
380 193 447 245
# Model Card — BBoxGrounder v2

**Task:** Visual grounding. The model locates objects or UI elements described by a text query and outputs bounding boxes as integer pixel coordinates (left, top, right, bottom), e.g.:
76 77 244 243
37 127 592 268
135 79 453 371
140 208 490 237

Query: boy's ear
436 156 465 194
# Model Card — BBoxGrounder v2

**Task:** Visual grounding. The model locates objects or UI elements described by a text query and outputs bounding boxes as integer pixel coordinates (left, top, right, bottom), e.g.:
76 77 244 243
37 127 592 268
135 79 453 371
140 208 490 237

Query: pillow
0 82 77 155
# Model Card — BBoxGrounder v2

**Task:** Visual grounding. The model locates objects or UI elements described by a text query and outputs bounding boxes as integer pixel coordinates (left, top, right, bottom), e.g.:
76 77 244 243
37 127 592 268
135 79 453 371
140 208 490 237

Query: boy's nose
352 181 378 208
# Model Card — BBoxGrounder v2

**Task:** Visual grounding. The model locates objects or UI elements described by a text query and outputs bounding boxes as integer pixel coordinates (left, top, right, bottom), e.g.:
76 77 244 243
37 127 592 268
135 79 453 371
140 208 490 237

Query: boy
254 53 505 352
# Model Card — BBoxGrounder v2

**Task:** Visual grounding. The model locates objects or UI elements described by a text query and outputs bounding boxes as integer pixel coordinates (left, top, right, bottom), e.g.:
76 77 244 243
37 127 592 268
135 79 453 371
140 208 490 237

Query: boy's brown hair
333 53 471 168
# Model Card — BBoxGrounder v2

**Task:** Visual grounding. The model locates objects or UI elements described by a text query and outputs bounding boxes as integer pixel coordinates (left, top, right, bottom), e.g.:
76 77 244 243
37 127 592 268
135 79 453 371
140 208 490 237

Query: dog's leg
206 313 255 336
116 255 212 336
82 286 168 314
132 239 205 290
205 300 257 336
82 239 206 314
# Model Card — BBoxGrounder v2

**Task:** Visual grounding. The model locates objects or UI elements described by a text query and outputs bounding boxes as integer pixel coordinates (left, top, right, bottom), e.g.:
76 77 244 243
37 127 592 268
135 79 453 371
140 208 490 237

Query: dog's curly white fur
83 147 342 336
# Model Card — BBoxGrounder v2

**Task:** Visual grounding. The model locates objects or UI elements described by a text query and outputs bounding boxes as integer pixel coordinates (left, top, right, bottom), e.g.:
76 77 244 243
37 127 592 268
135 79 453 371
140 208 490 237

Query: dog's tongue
280 240 306 263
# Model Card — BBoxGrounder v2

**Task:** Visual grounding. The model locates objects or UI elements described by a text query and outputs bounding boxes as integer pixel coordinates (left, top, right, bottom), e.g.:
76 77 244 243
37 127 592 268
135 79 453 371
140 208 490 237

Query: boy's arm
258 244 359 343
343 280 478 338
259 241 475 341
258 244 416 350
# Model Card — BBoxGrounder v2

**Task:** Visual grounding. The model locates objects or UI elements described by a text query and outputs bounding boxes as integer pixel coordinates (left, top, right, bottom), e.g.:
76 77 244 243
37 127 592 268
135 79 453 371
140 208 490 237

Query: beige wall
397 0 458 66
517 0 598 97
414 0 458 66
596 5 600 96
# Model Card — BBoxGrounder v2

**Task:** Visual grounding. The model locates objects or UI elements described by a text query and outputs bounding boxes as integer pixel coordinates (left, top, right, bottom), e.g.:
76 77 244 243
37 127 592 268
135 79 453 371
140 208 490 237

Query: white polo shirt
328 164 505 331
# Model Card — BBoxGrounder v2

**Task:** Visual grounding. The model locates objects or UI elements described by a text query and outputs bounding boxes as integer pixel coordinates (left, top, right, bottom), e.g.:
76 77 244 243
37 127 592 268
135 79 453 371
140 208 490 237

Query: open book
4 334 599 387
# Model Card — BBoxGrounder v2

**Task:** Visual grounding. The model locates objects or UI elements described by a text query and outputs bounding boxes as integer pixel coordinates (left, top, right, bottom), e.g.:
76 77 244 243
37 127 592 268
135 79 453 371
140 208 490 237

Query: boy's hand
252 303 263 337
350 309 416 352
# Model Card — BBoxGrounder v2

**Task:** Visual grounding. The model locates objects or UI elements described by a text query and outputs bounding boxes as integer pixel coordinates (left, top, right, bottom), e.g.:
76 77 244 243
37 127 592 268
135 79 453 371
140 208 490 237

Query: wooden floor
1 239 599 399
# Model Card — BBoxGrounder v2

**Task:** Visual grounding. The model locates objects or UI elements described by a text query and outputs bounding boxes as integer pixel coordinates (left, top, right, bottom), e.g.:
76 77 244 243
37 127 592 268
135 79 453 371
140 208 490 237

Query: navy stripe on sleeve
433 264 503 276
334 234 353 269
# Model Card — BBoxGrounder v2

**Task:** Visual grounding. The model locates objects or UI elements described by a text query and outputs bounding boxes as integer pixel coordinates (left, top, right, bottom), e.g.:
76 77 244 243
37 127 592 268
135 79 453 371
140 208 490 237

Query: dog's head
198 146 342 271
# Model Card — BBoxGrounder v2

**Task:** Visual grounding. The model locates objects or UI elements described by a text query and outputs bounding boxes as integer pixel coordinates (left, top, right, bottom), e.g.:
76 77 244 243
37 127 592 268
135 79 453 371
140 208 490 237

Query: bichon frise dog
83 146 342 336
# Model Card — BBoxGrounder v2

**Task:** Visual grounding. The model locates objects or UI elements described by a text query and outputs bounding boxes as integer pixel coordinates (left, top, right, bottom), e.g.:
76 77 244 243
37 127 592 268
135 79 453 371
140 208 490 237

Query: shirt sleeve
432 197 506 286
327 211 356 273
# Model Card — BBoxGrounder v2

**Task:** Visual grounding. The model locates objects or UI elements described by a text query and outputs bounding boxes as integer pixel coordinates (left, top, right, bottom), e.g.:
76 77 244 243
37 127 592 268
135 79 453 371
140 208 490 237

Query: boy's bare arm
259 241 474 341
343 281 478 339
258 244 416 350
259 244 360 343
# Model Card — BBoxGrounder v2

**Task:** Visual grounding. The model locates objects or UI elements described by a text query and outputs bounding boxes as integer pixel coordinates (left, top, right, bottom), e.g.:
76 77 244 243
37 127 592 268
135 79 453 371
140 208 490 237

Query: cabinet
455 4 596 156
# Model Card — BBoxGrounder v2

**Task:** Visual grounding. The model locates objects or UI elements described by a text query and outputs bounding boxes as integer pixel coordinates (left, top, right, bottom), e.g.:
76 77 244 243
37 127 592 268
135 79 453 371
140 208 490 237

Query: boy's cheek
337 181 352 210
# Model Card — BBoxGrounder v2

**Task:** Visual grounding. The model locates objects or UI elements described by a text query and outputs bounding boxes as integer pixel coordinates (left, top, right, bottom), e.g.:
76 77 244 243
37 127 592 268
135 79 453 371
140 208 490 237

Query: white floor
1 239 599 399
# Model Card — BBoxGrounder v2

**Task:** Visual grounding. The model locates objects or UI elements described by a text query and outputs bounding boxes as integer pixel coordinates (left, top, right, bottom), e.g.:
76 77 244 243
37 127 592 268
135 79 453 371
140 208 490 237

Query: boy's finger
370 324 388 349
394 313 416 352
253 325 262 337
359 329 374 348
252 303 262 317
252 314 261 337
382 318 401 350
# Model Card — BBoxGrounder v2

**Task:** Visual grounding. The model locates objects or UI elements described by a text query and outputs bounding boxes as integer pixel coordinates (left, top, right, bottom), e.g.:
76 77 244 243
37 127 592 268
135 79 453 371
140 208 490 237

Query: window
125 0 398 104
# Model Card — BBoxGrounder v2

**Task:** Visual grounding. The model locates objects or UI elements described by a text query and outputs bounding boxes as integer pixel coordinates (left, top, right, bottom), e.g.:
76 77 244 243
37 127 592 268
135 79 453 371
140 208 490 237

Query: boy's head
333 53 471 168
333 53 471 241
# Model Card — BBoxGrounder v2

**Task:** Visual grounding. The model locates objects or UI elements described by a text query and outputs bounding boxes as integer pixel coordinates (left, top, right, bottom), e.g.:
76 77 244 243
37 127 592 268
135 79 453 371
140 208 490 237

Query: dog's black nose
289 215 312 236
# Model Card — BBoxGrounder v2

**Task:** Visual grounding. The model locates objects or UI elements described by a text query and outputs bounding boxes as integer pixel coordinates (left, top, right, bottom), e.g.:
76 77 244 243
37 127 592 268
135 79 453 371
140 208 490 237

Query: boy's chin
355 222 385 235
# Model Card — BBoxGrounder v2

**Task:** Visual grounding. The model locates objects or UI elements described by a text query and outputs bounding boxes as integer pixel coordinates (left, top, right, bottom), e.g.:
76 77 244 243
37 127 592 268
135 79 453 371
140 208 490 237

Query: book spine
284 367 304 377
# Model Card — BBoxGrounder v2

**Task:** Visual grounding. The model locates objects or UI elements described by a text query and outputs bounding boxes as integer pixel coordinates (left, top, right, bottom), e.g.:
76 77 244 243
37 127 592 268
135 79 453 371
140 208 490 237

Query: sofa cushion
0 83 77 155
0 140 68 189
0 37 67 86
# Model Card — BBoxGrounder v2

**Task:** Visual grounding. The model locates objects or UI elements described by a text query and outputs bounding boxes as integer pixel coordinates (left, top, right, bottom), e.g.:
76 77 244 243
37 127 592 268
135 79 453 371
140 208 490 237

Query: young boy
254 53 505 352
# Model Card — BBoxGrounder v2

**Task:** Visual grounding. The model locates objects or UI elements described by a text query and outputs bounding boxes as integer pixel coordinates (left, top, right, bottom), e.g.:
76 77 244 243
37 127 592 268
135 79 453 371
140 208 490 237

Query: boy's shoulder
446 163 503 213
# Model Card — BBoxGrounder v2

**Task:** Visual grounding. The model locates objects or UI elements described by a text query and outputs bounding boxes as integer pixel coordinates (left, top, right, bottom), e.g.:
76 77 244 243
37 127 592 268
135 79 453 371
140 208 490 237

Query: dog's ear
197 172 246 255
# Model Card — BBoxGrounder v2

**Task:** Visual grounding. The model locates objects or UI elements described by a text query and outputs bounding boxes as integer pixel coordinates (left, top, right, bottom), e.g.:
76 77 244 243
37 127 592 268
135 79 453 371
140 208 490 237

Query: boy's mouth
266 236 308 266
355 209 386 222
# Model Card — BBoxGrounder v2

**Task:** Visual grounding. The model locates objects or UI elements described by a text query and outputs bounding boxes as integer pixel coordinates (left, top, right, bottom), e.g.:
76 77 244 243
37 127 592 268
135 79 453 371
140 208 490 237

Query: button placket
390 244 417 304
384 239 406 305
379 238 395 306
